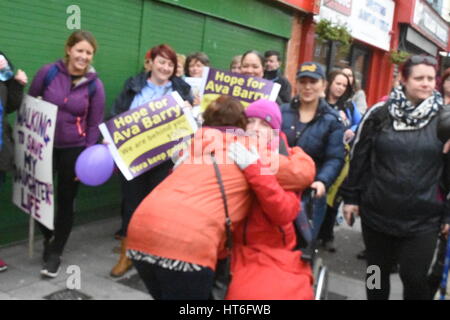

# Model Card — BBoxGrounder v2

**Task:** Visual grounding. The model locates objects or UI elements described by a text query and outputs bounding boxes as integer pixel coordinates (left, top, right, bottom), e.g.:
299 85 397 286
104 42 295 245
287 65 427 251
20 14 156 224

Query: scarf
388 86 442 131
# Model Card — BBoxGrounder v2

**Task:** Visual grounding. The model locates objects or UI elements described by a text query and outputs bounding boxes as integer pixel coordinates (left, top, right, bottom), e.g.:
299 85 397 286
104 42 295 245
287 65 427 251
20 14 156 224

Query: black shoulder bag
209 153 233 300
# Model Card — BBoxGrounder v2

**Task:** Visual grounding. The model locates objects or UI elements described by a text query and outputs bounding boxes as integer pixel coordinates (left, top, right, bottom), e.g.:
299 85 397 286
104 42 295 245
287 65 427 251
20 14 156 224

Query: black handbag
209 154 233 300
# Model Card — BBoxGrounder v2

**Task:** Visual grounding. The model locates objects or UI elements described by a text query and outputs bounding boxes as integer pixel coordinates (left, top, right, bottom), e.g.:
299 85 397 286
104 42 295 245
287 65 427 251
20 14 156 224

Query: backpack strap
42 64 59 96
43 64 97 99
87 80 97 99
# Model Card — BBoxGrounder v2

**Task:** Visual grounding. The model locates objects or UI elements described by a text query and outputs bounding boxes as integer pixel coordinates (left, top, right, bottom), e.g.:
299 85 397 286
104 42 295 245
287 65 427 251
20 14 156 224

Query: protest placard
12 95 57 230
199 67 281 112
99 91 198 181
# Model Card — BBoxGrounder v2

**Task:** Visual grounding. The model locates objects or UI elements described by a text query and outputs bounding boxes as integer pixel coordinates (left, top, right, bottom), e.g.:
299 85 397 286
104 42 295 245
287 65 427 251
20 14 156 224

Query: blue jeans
300 192 327 242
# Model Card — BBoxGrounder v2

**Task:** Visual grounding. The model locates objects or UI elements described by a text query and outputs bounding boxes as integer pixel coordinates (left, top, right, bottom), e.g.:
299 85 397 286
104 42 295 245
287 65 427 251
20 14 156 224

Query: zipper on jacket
295 114 321 143
76 117 86 137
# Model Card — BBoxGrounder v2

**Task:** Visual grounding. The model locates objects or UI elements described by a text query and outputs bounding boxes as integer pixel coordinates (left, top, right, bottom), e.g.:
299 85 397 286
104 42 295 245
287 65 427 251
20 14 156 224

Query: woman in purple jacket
28 30 105 278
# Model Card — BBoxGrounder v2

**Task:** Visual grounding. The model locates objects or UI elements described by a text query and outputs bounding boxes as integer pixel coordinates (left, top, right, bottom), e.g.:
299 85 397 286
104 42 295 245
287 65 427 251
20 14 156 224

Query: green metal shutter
0 0 144 108
203 17 287 70
142 0 287 71
140 0 205 57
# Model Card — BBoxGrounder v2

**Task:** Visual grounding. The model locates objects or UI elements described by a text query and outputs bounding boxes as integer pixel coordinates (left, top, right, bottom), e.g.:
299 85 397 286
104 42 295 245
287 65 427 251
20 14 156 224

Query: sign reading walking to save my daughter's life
99 91 198 181
12 95 57 230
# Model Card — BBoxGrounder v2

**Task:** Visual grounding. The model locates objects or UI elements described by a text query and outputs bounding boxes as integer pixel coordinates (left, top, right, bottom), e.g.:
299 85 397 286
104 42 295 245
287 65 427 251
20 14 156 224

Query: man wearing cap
281 61 345 242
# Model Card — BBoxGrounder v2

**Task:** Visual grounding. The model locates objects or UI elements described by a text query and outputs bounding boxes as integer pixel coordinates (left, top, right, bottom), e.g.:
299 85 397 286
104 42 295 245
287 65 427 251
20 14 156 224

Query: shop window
350 45 371 90
313 37 330 74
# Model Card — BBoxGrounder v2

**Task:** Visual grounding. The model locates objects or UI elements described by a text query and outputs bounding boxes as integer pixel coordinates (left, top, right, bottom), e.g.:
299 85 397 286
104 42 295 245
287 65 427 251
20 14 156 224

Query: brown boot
110 238 133 277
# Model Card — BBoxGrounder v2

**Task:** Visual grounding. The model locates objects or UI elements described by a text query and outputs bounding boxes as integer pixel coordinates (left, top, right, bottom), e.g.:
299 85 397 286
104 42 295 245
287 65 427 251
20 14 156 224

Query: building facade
0 0 314 245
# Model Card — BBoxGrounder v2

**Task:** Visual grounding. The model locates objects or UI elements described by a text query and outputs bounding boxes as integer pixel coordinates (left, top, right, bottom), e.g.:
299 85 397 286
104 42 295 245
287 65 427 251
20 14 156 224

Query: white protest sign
12 95 57 230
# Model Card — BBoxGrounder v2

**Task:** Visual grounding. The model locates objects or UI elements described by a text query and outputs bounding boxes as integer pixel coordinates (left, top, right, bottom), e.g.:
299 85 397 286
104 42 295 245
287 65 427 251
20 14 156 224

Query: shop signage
413 0 448 49
323 0 352 16
318 0 395 51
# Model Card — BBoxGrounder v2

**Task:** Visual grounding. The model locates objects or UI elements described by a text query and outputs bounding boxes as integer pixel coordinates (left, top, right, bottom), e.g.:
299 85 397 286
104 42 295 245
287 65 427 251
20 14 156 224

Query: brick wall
284 12 304 98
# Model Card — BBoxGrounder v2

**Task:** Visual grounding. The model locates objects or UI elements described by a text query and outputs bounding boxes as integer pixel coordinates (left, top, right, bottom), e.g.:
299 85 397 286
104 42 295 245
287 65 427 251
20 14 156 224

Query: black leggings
362 223 439 300
133 260 215 300
318 205 338 242
38 147 84 255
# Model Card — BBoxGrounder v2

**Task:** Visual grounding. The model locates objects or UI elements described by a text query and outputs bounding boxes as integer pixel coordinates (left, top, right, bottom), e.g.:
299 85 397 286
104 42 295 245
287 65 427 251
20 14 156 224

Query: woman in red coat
226 99 316 300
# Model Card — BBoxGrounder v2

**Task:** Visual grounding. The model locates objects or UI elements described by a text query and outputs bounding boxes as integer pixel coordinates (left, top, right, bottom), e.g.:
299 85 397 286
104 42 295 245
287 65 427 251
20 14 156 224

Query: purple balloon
75 145 115 186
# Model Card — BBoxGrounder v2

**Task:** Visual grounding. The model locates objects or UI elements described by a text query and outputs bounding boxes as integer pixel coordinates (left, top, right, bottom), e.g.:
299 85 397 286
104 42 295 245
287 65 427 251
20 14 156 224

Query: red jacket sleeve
276 146 316 192
243 162 300 226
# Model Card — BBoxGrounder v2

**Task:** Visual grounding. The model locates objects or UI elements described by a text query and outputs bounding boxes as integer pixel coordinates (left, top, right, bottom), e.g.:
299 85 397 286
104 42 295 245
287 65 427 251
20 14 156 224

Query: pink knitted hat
244 99 281 130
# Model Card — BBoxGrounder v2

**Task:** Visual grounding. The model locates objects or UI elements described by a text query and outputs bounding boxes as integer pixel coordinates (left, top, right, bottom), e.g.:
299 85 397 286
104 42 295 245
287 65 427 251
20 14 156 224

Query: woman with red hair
110 44 193 277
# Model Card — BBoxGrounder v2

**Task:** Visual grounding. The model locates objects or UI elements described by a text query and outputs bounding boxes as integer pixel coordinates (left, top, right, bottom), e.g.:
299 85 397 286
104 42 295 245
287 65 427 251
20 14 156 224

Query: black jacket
341 102 450 237
0 51 24 172
281 97 345 188
264 69 292 104
111 72 193 117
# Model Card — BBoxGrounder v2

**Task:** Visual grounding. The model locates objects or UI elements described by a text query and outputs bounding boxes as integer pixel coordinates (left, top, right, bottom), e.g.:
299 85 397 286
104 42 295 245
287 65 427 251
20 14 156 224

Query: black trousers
362 222 439 300
38 147 84 255
133 260 215 300
318 205 339 242
119 160 173 237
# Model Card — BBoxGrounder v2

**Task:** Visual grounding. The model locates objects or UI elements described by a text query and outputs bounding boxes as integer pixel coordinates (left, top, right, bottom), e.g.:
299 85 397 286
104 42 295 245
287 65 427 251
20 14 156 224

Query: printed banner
99 91 198 181
199 67 281 112
12 95 57 230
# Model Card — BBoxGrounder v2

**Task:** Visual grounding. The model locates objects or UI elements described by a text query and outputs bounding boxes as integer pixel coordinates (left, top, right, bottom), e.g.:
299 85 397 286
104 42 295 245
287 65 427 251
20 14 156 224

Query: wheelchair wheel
313 258 329 300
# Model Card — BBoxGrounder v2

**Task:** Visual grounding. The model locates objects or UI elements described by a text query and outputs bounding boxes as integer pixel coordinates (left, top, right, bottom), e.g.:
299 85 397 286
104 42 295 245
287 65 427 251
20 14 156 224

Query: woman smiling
110 44 193 278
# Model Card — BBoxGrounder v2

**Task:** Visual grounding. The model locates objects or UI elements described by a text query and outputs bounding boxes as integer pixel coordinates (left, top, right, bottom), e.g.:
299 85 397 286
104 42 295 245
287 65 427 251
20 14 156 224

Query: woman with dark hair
28 30 105 278
0 51 28 273
342 67 368 115
325 70 362 143
110 43 193 277
184 52 210 78
318 70 362 252
341 55 450 300
281 62 345 243
241 50 286 105
240 50 265 79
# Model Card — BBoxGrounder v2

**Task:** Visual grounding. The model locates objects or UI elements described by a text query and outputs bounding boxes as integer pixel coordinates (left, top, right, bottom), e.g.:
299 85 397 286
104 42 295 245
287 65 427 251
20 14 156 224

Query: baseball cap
296 62 325 80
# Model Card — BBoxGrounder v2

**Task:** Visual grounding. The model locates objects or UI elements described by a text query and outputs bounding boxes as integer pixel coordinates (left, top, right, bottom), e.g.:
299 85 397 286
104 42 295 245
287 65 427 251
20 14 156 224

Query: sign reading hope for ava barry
99 91 198 181
12 95 57 230
199 67 281 112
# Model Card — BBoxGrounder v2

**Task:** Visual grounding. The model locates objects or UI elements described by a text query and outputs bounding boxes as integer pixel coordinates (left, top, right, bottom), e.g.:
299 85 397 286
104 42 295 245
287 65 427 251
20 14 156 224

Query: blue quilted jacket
281 97 345 188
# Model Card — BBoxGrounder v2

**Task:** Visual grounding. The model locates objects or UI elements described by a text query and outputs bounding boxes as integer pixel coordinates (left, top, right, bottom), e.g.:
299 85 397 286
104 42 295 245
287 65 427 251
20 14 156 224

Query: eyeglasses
410 55 438 66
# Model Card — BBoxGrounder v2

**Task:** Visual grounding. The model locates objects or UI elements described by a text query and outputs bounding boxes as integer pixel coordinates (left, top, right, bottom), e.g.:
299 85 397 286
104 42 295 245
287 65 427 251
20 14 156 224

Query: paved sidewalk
1 215 448 300
0 217 151 300
320 218 450 300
